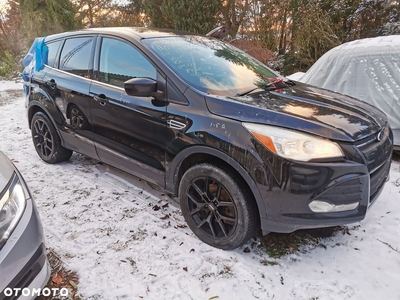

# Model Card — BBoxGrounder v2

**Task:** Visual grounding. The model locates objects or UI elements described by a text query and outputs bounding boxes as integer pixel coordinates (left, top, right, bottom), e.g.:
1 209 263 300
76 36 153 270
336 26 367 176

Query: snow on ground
0 81 399 300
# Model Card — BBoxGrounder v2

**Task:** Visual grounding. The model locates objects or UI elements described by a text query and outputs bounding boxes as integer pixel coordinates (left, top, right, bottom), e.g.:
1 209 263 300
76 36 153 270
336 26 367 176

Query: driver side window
99 38 156 88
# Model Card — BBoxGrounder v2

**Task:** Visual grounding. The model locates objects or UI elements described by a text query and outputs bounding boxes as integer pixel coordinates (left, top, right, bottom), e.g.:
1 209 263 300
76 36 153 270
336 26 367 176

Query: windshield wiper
235 78 294 97
235 87 262 97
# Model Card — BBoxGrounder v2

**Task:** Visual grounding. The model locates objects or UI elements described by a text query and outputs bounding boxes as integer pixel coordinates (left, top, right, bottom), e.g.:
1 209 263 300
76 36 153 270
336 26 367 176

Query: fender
27 86 65 128
166 145 267 222
26 89 69 149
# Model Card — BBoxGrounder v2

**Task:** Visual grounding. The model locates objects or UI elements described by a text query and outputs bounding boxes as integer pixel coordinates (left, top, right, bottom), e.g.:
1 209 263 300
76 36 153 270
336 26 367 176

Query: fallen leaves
37 248 79 300
51 273 63 286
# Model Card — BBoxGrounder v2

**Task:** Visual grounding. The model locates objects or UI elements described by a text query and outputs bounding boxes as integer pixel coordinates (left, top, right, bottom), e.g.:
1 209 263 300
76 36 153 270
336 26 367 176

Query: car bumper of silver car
0 198 50 300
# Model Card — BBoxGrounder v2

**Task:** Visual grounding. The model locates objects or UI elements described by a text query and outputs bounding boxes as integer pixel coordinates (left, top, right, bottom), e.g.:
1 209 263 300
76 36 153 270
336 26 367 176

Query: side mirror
124 77 164 99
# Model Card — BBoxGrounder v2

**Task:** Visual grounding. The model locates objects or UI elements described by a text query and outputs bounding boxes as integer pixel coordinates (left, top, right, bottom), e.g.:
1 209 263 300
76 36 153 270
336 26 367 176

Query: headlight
243 123 344 161
0 175 27 248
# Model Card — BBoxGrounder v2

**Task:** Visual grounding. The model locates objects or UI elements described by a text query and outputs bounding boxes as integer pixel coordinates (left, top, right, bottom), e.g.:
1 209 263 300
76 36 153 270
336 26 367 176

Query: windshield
143 36 280 96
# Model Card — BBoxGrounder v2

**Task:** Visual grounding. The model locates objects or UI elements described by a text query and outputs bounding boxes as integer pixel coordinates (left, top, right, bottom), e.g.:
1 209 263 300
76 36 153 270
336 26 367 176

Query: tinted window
143 36 279 96
60 37 93 77
46 40 62 67
99 38 156 88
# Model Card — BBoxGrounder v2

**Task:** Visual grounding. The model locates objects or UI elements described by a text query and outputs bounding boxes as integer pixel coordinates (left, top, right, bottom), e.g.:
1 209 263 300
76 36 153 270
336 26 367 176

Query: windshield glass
143 36 280 95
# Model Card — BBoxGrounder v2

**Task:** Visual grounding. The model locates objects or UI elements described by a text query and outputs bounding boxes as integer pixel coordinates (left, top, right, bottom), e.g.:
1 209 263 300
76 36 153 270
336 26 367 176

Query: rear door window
46 40 62 68
59 37 94 77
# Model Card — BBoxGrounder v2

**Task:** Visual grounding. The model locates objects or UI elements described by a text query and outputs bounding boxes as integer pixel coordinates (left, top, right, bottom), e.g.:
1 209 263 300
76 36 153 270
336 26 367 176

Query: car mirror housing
124 77 164 100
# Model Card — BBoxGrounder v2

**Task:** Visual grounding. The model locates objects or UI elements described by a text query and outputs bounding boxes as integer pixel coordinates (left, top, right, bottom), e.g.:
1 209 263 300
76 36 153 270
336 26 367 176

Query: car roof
45 27 196 42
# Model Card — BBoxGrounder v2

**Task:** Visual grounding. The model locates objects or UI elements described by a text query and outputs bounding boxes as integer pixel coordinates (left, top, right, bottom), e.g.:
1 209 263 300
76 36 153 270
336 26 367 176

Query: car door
89 36 166 186
42 36 98 159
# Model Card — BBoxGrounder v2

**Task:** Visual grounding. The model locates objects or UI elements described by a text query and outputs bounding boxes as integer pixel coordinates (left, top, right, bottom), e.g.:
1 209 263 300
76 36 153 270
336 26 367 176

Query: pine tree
144 0 221 34
19 0 77 43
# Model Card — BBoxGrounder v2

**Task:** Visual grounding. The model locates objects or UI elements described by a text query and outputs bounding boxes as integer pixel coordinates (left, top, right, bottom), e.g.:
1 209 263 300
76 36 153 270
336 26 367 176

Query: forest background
0 0 399 78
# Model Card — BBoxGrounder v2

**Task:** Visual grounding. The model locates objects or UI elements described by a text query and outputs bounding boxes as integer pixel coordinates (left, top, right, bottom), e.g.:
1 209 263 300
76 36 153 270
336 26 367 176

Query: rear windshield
143 36 279 96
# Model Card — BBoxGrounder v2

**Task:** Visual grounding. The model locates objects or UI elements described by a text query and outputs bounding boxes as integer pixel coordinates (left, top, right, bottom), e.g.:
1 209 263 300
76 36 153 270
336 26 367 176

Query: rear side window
98 37 156 88
46 40 62 67
60 37 93 77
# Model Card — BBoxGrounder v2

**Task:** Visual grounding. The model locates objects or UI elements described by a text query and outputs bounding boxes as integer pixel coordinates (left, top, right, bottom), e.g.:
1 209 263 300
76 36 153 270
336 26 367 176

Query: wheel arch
167 145 266 223
28 100 75 153
27 103 50 129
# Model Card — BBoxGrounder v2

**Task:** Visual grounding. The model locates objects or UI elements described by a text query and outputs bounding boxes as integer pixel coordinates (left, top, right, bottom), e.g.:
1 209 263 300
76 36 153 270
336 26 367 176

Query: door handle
93 94 108 106
46 79 56 89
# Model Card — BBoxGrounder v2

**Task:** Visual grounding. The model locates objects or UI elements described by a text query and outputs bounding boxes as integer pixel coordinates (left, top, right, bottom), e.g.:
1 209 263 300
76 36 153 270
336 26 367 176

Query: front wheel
179 163 258 250
31 112 73 163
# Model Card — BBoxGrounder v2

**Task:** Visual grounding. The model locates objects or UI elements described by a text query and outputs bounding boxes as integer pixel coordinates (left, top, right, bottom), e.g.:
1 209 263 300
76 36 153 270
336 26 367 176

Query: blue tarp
22 37 48 94
22 37 48 70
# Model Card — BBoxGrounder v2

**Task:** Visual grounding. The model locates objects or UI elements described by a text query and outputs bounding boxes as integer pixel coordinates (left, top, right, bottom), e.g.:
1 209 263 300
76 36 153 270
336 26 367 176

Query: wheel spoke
215 214 228 237
45 145 52 153
219 215 236 223
206 214 217 237
189 203 207 216
38 121 45 132
215 183 222 200
196 214 209 229
191 181 211 203
33 122 41 134
187 192 204 206
191 182 204 197
218 201 234 207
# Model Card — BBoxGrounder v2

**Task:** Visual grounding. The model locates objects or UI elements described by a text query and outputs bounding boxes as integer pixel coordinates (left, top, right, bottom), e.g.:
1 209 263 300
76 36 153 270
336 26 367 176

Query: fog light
309 200 359 213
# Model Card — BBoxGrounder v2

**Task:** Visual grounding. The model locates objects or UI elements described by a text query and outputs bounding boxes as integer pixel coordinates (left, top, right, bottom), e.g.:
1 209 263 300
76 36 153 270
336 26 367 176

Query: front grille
356 126 392 203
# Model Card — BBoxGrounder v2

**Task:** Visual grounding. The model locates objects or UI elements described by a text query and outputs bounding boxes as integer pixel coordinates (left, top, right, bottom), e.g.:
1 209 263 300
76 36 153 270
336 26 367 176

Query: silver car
0 151 50 299
292 35 400 149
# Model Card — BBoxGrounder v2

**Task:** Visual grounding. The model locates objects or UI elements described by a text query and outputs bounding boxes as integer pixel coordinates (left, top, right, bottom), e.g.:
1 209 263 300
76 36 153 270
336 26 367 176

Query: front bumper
256 126 393 234
0 198 50 300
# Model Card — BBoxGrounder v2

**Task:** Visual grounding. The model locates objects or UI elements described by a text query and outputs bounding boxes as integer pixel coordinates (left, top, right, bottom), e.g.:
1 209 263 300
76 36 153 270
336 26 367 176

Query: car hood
205 82 387 142
0 151 15 193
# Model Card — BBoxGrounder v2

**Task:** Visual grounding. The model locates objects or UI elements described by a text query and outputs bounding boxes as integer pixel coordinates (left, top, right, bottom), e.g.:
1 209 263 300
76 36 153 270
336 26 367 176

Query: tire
31 112 73 164
179 163 258 250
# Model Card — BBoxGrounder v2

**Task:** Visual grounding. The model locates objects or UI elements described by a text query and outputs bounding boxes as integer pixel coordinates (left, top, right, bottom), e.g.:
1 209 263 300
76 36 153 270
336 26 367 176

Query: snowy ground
0 81 399 300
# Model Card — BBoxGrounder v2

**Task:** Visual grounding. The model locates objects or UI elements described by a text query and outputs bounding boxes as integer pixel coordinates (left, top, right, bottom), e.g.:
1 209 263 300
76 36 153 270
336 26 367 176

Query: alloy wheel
186 177 237 238
70 107 85 129
32 119 54 159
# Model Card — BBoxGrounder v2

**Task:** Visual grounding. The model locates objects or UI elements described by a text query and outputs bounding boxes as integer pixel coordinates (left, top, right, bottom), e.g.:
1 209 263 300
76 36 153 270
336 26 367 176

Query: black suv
22 27 393 249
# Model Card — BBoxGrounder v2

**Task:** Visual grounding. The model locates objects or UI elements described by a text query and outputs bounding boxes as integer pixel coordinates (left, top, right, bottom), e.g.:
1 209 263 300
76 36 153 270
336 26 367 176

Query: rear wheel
179 163 258 250
31 112 72 163
69 105 89 129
